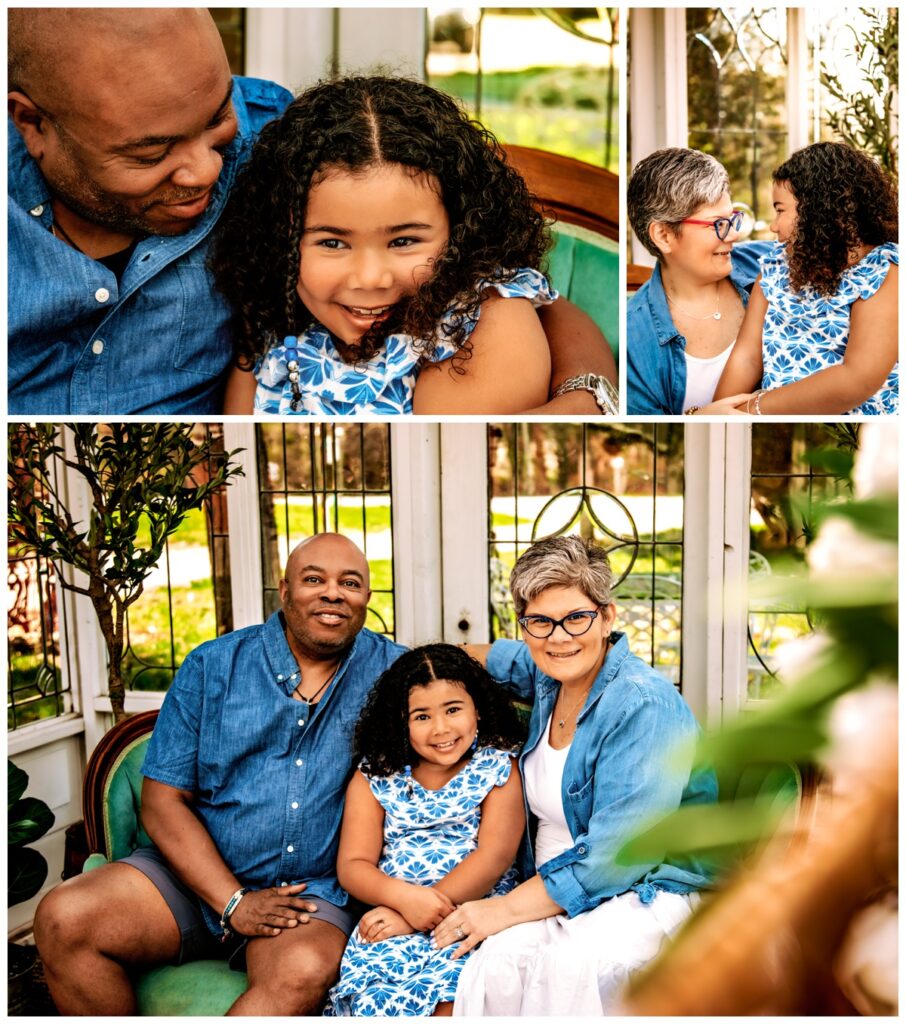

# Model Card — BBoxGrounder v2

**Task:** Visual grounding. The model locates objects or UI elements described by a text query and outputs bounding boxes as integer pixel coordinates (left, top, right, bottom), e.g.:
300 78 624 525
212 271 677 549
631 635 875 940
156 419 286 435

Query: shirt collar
262 610 361 697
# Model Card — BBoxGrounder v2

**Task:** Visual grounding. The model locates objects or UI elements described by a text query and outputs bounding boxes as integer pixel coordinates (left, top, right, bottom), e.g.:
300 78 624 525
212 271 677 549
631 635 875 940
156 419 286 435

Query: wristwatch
552 374 619 415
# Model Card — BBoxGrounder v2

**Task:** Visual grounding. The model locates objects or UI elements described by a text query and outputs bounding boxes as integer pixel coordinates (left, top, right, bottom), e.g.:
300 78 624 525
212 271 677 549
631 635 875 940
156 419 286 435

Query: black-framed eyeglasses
680 209 744 240
517 609 601 639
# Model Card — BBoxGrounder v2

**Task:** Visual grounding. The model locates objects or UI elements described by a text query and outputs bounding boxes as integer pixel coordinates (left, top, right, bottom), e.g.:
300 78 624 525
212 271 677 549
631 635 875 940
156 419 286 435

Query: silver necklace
666 283 722 321
556 685 592 729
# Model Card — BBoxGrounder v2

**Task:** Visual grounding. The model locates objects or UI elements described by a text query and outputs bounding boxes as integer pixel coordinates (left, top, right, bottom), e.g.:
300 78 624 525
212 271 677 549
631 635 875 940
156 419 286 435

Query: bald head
280 534 371 661
9 9 225 116
283 533 370 588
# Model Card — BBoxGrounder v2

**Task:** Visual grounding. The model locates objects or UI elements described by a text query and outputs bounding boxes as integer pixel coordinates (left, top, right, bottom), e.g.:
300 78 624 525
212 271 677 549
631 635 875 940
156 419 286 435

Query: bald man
34 534 407 1015
8 8 292 414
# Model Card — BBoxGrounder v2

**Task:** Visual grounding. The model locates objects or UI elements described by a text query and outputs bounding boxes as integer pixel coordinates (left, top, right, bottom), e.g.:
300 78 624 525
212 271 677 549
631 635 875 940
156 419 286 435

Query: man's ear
648 220 674 257
8 91 50 160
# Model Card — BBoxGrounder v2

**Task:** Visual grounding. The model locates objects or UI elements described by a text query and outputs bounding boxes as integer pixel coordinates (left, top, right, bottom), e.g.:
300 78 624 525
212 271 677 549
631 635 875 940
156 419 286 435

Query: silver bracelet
220 886 249 940
752 388 769 415
551 373 619 415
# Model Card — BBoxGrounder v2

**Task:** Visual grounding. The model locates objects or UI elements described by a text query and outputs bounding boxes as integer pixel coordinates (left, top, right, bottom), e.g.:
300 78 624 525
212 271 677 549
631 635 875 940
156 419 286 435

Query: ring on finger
454 925 465 940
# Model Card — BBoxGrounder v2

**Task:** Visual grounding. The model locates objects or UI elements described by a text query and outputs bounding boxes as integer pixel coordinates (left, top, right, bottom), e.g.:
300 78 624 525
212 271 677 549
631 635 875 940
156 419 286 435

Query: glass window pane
124 425 234 692
257 425 395 637
427 8 619 170
747 423 852 699
686 7 788 230
488 423 684 687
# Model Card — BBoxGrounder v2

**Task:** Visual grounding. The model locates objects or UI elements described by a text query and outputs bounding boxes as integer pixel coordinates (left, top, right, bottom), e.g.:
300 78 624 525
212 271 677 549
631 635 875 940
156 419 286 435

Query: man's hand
228 883 319 938
396 883 456 932
357 906 415 943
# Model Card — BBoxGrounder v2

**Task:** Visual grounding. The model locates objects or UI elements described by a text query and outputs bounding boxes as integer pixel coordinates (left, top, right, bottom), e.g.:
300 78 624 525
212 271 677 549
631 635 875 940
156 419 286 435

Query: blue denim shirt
8 76 292 415
141 612 406 936
488 633 717 918
626 241 774 415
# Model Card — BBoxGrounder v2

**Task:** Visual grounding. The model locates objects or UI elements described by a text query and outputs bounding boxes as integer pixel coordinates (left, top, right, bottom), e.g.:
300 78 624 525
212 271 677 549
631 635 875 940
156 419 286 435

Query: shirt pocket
565 774 594 827
170 260 234 380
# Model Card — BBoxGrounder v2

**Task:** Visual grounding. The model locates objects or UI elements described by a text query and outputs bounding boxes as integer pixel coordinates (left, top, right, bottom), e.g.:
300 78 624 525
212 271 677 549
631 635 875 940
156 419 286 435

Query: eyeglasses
680 210 744 241
517 609 601 639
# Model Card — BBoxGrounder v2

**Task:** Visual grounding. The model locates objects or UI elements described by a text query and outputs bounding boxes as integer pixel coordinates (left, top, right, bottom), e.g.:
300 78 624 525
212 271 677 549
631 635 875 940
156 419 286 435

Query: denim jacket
487 633 717 918
141 612 406 936
626 241 774 415
8 76 292 415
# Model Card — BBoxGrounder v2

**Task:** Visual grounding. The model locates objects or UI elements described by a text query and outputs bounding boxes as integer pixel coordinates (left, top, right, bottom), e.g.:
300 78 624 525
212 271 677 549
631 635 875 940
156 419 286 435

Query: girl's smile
296 162 450 346
407 679 479 780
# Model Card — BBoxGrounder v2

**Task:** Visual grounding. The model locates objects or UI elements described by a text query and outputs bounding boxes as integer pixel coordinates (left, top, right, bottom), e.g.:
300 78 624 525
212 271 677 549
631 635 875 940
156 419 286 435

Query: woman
627 148 774 415
432 536 717 1015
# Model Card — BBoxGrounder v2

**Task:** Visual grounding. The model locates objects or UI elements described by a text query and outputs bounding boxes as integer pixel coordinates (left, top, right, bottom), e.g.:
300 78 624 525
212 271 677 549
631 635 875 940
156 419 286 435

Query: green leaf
8 846 50 907
8 797 56 846
7 762 28 810
616 796 795 866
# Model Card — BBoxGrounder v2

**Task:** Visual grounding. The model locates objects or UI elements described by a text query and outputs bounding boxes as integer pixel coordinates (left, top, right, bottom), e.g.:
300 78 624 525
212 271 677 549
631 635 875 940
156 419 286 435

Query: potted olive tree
8 424 243 722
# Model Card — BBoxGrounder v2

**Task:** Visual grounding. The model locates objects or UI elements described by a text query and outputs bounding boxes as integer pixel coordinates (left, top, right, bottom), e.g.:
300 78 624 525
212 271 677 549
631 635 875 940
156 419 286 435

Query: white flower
853 423 898 499
806 515 896 579
768 632 832 685
834 889 898 1016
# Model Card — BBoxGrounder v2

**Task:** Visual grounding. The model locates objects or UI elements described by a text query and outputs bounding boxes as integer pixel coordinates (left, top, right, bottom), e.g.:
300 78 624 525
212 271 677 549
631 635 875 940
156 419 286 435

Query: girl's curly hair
773 142 898 296
210 75 550 368
354 643 525 777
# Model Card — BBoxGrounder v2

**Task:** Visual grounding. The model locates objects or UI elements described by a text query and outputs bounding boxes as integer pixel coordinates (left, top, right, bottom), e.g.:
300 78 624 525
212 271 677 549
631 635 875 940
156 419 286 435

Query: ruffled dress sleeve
428 267 559 366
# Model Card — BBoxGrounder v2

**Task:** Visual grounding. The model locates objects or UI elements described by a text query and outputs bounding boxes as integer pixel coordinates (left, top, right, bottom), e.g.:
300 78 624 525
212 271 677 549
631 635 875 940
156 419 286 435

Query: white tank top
683 340 736 411
522 715 574 867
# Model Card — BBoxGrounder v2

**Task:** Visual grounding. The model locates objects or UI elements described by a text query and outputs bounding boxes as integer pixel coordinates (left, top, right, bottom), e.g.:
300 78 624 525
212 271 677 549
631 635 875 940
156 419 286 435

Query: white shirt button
297 719 305 727
280 881 288 887
287 845 294 853
95 287 110 303
91 339 104 355
277 674 284 681
29 205 44 217
295 758 303 766
291 801 299 809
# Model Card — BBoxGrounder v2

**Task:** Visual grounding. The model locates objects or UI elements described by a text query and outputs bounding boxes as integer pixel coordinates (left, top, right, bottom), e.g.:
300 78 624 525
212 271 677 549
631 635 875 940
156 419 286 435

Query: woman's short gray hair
510 536 613 618
628 148 729 258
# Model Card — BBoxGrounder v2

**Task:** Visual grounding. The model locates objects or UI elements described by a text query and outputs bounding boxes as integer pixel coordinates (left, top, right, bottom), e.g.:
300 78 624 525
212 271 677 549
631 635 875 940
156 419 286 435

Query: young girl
710 141 898 415
210 75 558 416
325 644 525 1017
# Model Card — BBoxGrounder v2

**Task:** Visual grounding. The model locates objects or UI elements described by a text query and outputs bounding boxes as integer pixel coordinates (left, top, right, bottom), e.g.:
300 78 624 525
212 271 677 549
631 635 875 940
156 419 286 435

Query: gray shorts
119 846 359 971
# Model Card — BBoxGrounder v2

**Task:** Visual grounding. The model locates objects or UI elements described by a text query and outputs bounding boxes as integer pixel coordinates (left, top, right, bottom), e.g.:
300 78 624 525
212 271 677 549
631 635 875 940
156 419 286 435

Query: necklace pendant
713 312 722 320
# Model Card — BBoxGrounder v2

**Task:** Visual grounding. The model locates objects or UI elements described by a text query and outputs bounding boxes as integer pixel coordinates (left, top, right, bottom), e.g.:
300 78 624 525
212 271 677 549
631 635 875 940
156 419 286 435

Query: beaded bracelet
220 886 249 940
753 388 770 415
745 389 768 416
683 406 701 416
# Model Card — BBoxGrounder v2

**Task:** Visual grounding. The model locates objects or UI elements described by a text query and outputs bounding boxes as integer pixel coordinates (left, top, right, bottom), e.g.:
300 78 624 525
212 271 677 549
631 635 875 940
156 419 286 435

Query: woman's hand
357 906 415 943
689 393 752 415
431 898 513 961
396 883 456 932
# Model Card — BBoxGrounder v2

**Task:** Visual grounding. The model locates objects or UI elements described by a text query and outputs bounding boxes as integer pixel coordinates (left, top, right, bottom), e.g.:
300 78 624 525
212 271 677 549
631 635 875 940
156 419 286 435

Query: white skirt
452 889 699 1016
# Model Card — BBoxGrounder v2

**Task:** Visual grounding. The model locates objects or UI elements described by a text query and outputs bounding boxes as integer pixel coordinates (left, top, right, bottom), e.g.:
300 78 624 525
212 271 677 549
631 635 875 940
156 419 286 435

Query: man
7 8 292 414
9 9 613 415
34 534 407 1015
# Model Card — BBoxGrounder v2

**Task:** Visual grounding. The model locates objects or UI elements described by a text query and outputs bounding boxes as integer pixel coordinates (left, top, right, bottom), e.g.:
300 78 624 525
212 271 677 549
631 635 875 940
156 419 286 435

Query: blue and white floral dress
253 269 557 416
759 241 898 415
325 747 518 1017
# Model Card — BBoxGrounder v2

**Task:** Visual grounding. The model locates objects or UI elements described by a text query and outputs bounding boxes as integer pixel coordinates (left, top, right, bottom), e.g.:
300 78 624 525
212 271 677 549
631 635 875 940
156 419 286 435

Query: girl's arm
412 295 551 414
433 758 525 906
753 264 898 414
223 364 257 414
712 280 767 401
336 771 455 931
